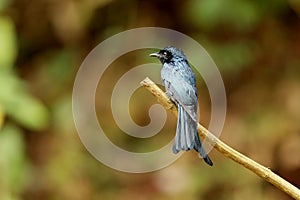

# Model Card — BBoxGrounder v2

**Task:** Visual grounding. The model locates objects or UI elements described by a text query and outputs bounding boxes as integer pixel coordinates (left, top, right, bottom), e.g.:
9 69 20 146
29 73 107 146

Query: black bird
150 46 213 166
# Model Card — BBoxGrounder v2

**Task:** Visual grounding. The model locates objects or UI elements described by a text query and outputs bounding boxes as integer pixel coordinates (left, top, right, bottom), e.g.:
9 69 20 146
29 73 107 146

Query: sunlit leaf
0 70 50 130
0 17 17 68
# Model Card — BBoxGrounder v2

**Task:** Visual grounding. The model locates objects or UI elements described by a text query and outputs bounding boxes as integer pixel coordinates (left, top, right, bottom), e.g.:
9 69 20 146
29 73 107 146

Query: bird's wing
162 62 198 122
168 78 198 122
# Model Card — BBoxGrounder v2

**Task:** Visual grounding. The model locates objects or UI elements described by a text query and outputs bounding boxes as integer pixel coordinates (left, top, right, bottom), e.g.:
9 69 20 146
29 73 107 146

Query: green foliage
0 123 29 200
0 17 17 69
186 0 262 31
186 0 289 31
207 39 258 72
0 70 50 130
0 15 49 130
0 0 11 11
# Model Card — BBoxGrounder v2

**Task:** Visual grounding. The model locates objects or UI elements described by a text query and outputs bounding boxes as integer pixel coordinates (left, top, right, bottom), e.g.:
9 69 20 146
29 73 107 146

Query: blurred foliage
0 70 49 130
0 17 17 68
186 0 289 31
0 0 299 200
0 123 29 200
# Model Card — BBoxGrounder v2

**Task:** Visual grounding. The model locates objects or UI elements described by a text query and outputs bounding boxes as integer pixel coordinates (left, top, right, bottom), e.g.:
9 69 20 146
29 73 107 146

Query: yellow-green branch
140 77 300 200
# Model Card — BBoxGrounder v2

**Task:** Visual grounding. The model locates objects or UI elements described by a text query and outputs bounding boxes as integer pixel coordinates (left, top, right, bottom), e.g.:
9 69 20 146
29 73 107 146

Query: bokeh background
1 0 300 199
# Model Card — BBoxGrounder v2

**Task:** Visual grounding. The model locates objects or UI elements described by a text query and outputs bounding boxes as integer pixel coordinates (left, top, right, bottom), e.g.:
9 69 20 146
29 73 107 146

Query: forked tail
173 105 213 166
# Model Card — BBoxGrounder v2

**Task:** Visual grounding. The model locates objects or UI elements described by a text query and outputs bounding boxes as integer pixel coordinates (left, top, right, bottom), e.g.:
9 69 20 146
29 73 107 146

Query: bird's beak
149 52 160 58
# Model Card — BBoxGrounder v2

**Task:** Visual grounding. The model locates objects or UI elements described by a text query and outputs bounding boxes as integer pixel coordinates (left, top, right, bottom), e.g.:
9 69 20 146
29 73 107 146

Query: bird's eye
159 50 172 62
161 50 170 57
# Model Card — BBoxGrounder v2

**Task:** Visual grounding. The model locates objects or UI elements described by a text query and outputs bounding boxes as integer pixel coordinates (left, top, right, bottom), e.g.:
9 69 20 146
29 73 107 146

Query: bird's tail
173 105 213 166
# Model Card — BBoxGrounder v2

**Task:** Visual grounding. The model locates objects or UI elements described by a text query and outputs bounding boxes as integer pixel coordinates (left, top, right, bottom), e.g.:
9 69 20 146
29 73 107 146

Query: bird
150 46 213 166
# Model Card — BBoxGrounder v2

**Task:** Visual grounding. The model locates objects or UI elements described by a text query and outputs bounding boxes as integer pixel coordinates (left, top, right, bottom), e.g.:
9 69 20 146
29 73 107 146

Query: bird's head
150 46 187 64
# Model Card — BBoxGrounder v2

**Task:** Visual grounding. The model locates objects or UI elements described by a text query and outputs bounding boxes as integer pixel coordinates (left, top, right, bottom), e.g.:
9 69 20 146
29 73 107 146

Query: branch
140 77 300 200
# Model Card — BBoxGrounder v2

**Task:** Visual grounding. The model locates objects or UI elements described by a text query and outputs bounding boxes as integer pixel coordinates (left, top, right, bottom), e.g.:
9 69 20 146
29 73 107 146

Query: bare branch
140 77 300 200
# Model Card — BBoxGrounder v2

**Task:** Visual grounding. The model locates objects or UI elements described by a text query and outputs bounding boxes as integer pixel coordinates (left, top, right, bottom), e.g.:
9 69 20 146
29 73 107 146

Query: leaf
0 70 50 130
0 17 17 68
0 123 28 195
